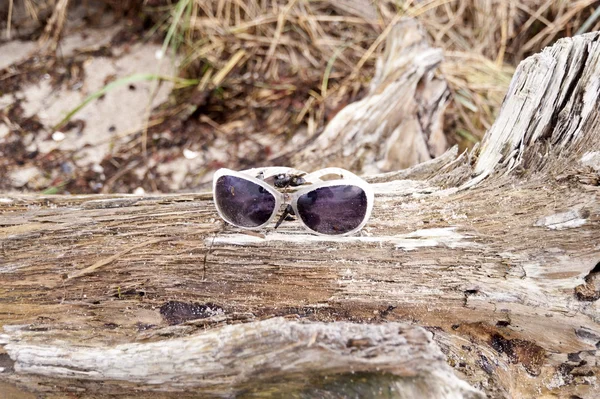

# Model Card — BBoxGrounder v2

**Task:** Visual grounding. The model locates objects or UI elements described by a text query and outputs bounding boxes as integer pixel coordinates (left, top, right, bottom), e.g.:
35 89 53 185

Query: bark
1 24 600 399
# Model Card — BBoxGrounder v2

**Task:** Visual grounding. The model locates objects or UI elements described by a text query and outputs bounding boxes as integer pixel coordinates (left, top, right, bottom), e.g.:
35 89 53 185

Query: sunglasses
212 167 374 236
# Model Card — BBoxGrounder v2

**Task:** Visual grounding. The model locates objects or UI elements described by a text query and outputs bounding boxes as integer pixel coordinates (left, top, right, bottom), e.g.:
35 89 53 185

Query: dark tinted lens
215 175 276 227
297 185 368 235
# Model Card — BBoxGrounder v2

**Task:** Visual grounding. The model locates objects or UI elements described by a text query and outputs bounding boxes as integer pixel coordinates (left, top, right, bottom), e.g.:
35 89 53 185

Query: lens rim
291 180 374 236
213 168 283 229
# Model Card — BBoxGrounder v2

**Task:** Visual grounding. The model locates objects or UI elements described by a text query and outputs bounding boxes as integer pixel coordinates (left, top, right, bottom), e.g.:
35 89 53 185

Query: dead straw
9 0 600 150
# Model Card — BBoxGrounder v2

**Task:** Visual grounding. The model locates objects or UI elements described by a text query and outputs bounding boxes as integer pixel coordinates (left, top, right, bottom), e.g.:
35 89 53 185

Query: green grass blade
321 45 349 98
54 74 198 130
456 128 480 144
161 0 190 58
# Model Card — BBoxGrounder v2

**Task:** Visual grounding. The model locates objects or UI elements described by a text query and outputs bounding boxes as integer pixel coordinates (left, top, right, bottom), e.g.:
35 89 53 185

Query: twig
263 0 299 70
6 0 13 40
576 6 600 35
212 49 247 86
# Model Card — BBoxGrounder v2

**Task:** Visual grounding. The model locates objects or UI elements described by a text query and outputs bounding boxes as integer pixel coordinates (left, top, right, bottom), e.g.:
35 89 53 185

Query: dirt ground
0 4 302 194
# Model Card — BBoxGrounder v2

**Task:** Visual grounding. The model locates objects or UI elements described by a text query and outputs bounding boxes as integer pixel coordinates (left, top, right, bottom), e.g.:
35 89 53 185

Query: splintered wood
1 23 600 399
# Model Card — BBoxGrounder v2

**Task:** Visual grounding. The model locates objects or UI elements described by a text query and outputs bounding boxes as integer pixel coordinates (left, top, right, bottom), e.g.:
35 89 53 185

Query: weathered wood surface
1 27 600 399
290 18 450 174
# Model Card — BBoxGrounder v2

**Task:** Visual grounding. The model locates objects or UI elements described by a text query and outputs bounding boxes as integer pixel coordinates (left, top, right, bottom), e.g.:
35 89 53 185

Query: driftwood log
1 24 600 399
290 19 450 173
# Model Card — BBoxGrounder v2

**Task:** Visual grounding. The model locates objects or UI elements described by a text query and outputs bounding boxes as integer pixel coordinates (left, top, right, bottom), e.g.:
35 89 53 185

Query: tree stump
1 25 600 399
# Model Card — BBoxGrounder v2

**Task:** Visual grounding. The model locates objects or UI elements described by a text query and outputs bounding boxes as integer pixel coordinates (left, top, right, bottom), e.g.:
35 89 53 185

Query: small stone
183 148 199 159
60 162 74 174
0 124 9 139
91 164 104 174
9 166 44 187
89 181 103 191
52 131 66 142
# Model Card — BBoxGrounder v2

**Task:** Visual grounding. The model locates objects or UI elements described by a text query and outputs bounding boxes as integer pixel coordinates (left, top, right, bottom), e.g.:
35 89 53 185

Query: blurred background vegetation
1 0 599 193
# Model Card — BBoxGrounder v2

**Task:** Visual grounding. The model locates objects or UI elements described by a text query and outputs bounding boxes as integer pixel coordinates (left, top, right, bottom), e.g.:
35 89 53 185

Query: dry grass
4 0 600 149
417 0 600 145
146 0 600 149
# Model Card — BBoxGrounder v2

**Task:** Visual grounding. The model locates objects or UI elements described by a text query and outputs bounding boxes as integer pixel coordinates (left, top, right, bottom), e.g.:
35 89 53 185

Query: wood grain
1 25 600 399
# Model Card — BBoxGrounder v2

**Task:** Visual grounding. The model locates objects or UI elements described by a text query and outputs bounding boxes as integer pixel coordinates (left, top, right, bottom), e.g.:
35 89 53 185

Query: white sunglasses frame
212 167 374 236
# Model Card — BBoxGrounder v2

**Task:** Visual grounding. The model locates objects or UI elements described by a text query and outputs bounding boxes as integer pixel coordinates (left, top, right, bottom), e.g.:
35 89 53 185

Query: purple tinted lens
215 175 276 227
297 185 368 234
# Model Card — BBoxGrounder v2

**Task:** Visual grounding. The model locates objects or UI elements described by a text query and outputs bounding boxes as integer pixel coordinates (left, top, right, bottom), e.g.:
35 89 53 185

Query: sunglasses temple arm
240 167 308 180
237 167 365 184
303 167 363 183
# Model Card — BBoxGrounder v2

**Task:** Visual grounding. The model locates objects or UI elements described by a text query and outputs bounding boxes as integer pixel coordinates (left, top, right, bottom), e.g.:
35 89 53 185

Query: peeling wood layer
0 318 482 398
